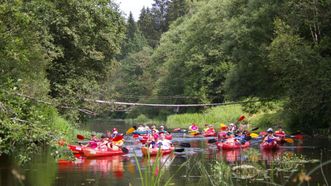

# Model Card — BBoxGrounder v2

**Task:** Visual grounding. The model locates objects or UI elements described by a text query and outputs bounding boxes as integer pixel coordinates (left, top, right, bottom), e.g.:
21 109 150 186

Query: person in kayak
98 135 111 151
224 132 240 145
263 128 279 144
111 128 119 138
189 123 199 135
151 125 159 133
203 124 209 132
157 132 172 150
228 123 237 132
235 131 246 144
275 126 286 138
83 133 100 148
159 125 166 133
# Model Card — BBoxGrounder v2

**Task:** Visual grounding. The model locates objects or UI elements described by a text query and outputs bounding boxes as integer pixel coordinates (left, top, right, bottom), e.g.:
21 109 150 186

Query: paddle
250 133 259 139
126 127 135 135
284 138 294 143
237 115 245 122
77 134 85 140
121 146 129 154
208 138 217 143
174 148 185 152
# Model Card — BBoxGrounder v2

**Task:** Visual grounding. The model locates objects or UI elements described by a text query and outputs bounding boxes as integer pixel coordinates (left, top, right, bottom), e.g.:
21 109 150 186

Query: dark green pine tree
167 0 188 24
119 12 147 59
138 7 159 48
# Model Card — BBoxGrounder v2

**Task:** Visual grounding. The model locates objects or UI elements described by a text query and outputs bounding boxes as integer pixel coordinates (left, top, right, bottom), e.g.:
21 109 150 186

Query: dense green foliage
1 0 331 161
0 0 125 161
123 0 331 133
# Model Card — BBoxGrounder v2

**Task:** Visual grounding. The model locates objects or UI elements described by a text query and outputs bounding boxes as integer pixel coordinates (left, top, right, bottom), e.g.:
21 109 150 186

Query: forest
1 0 331 160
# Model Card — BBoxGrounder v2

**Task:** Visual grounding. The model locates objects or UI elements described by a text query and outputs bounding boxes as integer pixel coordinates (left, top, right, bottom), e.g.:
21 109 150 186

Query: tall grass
166 104 243 128
132 151 185 186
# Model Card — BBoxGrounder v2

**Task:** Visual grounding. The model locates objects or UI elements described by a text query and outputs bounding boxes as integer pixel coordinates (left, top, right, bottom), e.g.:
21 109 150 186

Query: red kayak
139 136 149 144
216 141 250 150
68 145 84 154
165 134 173 140
83 147 125 158
204 131 217 137
260 142 280 151
141 146 175 156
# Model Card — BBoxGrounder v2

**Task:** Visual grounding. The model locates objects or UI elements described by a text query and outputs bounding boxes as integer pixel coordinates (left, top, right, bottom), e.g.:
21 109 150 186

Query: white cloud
115 0 154 21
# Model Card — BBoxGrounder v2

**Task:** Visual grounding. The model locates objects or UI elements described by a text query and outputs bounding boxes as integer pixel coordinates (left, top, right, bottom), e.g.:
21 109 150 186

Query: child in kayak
189 123 199 135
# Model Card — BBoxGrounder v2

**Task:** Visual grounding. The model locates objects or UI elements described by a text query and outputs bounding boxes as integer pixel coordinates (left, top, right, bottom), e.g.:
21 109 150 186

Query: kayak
260 142 280 151
141 146 175 156
165 134 173 140
133 131 148 135
139 136 149 144
68 145 84 154
204 131 217 137
216 141 250 150
83 147 125 158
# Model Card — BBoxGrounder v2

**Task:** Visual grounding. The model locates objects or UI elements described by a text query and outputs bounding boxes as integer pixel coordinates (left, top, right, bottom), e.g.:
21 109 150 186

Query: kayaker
84 133 100 148
235 131 246 144
275 126 286 138
203 124 209 132
98 135 111 151
137 124 146 132
225 132 240 145
151 125 159 133
188 123 199 134
158 132 172 150
263 128 279 144
111 128 119 138
228 123 237 132
145 125 152 134
159 125 166 133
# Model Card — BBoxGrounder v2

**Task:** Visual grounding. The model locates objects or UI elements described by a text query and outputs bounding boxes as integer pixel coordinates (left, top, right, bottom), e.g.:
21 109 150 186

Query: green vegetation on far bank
131 103 288 132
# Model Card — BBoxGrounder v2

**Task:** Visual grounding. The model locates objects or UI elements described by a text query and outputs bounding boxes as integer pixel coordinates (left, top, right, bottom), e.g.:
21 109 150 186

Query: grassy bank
164 104 287 131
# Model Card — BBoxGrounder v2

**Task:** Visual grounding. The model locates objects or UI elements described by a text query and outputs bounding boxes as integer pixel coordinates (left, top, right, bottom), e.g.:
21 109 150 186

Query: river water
0 119 330 186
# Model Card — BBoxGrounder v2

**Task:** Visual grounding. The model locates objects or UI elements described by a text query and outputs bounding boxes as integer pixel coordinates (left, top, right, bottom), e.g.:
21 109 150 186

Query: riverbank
129 104 287 132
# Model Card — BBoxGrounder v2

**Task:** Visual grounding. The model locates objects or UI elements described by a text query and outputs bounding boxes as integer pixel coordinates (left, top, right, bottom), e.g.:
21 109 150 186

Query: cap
113 128 118 132
267 128 273 132
160 125 164 128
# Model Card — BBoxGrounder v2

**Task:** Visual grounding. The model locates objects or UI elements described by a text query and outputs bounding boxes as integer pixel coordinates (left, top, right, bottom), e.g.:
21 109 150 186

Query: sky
115 0 154 21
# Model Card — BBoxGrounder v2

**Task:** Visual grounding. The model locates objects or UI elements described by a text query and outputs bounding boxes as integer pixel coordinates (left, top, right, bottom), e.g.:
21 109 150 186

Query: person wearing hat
263 128 279 144
159 125 166 133
188 123 199 135
111 128 119 138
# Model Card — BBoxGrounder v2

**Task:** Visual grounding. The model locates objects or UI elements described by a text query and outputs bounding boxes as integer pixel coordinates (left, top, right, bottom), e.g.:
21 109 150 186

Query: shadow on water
1 119 330 186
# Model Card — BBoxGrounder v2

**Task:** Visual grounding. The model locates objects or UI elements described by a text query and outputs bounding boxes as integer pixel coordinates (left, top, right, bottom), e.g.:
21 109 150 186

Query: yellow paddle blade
126 127 135 135
220 123 227 128
284 138 294 143
250 133 259 138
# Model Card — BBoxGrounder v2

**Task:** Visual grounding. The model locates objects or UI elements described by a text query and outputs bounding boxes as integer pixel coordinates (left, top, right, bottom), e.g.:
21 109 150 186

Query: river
0 119 330 186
